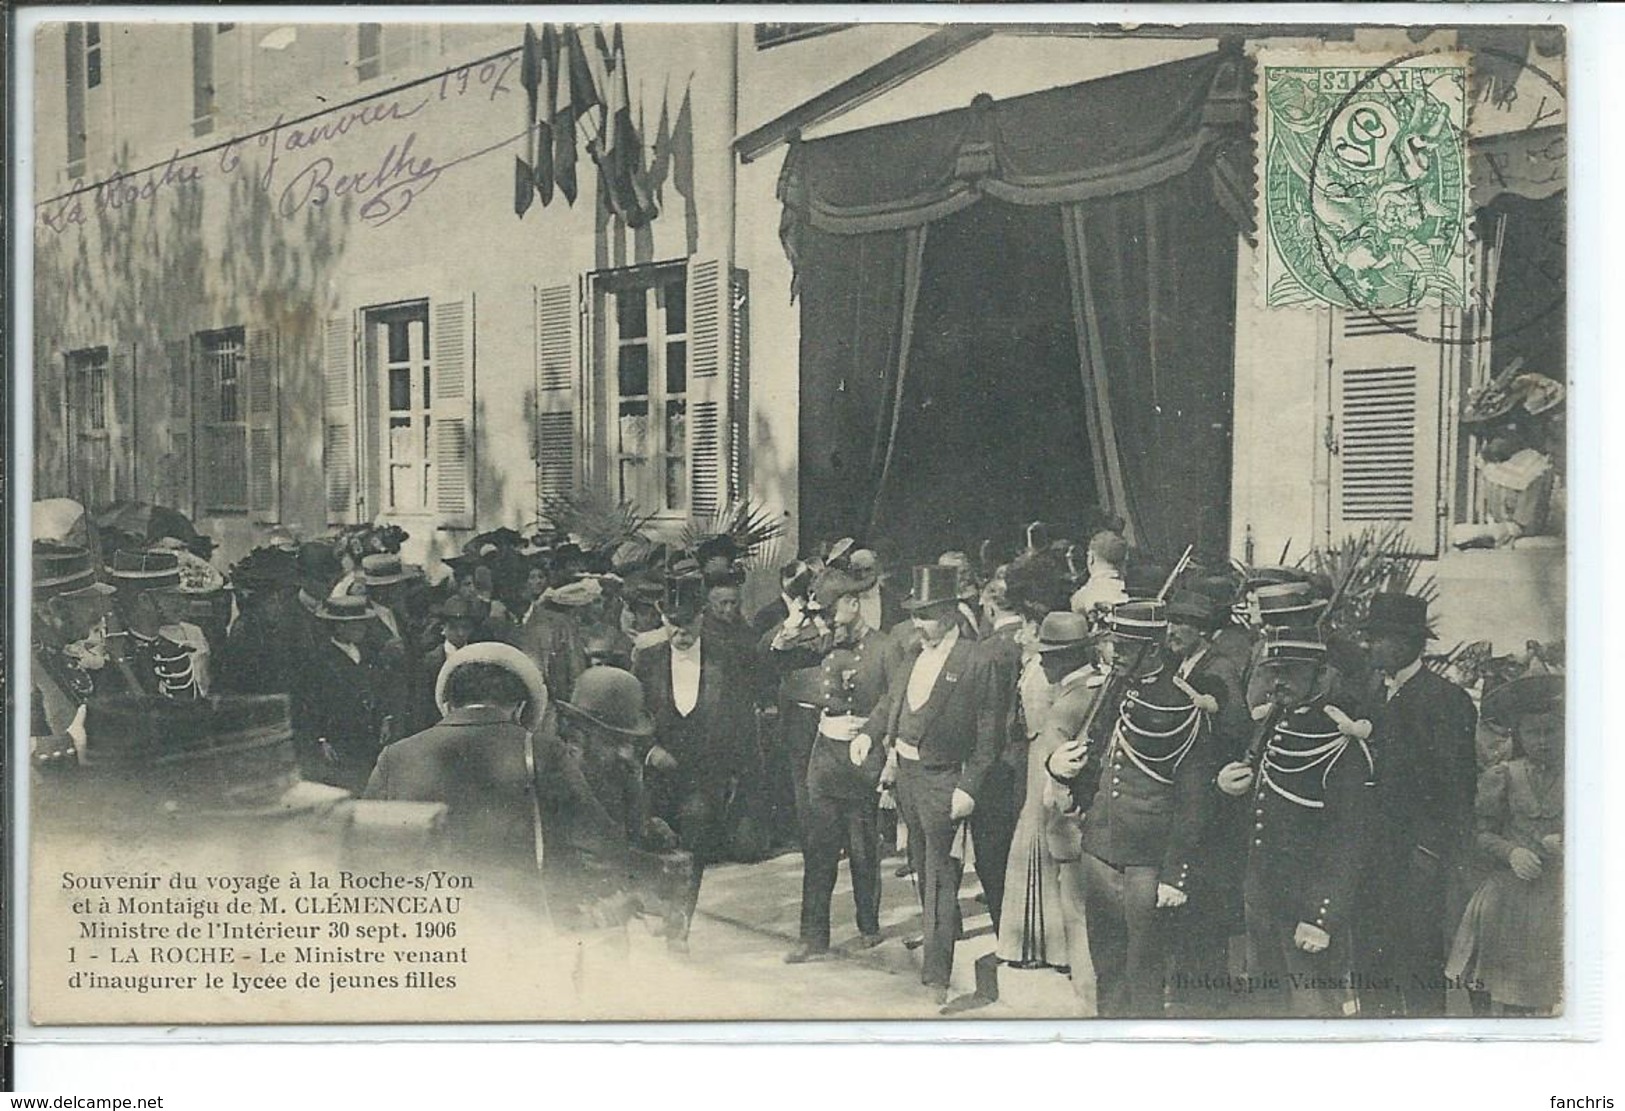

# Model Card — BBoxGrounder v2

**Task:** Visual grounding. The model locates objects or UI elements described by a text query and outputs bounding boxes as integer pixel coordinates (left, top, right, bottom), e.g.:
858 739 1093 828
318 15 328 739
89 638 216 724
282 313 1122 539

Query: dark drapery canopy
789 49 1250 560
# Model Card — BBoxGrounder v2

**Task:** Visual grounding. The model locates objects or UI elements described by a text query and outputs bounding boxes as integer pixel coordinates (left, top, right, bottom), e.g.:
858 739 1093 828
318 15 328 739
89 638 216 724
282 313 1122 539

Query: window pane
619 458 646 505
86 23 100 47
665 341 687 395
87 48 101 89
359 23 382 58
663 279 686 335
618 399 649 455
615 289 647 341
617 344 649 398
387 318 410 364
665 458 686 511
389 367 411 411
422 366 432 408
665 398 686 451
389 417 413 460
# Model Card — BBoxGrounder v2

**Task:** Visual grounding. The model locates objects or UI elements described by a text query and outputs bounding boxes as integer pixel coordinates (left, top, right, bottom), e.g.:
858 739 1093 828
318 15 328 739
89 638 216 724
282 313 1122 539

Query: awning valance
776 49 1251 290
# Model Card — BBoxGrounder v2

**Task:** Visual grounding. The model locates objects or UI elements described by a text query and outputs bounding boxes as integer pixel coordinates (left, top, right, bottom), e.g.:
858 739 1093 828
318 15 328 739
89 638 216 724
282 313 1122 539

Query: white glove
1294 922 1331 953
1215 761 1255 797
1323 704 1372 740
849 733 873 767
949 788 976 821
1155 883 1188 909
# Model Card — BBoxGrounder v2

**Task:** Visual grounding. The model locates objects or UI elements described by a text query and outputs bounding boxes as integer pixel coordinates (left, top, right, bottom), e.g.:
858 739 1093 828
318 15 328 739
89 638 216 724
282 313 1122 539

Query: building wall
34 21 742 572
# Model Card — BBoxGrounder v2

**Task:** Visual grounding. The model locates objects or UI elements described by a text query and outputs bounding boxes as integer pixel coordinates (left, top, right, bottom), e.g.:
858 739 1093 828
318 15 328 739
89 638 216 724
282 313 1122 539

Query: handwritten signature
37 53 519 237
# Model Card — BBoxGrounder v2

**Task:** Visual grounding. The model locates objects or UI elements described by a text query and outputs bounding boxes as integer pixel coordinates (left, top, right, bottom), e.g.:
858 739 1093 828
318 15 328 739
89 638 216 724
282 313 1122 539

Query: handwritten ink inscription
37 54 519 237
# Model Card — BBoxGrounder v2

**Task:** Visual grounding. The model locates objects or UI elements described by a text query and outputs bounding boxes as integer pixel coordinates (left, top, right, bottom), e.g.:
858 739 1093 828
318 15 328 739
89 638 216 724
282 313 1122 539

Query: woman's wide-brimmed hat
1480 673 1564 728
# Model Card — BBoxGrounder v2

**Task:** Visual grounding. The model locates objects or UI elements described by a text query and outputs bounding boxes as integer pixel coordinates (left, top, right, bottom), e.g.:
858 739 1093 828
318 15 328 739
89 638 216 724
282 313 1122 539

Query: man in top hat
855 563 1001 998
634 572 756 952
785 568 898 964
293 580 389 795
1354 592 1478 1018
1043 599 1222 1018
365 644 635 925
1215 629 1377 1018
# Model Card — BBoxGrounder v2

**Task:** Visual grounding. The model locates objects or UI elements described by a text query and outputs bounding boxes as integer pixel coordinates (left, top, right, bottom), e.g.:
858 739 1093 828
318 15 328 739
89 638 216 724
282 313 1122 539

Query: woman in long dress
1446 675 1564 1015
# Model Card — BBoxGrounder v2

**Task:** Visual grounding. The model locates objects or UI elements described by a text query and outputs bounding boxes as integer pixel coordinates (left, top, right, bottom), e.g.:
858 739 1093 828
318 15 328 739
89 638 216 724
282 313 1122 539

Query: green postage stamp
1257 50 1471 310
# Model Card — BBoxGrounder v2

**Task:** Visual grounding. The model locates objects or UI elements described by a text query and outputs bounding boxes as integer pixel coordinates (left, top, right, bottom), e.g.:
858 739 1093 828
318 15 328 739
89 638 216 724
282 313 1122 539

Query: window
66 346 111 509
192 23 216 136
217 23 235 34
85 23 102 88
357 23 382 82
606 269 688 513
367 303 433 514
64 25 87 176
197 327 248 513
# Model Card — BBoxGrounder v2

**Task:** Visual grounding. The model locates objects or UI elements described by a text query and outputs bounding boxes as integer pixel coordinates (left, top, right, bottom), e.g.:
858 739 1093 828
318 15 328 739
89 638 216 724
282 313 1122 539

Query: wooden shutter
685 258 733 516
166 338 194 515
728 268 750 504
535 283 578 511
1329 309 1445 556
432 296 476 530
246 325 281 522
110 344 136 501
323 314 358 525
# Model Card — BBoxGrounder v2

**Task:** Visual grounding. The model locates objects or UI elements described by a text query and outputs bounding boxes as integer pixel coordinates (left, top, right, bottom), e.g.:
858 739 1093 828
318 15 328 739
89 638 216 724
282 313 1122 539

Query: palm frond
539 488 657 551
678 499 786 568
1305 524 1438 635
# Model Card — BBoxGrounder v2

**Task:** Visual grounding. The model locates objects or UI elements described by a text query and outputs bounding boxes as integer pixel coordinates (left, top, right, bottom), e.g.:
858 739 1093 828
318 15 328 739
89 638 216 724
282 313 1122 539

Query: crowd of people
30 507 1563 1018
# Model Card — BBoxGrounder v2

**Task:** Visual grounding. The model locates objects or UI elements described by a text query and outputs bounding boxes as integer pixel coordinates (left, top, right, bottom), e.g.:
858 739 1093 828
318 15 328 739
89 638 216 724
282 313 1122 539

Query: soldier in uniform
1044 599 1222 1018
785 569 895 963
1217 629 1377 1018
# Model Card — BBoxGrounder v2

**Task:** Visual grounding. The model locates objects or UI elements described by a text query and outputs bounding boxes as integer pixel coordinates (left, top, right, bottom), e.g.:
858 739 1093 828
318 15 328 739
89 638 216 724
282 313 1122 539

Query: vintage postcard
17 12 1573 1029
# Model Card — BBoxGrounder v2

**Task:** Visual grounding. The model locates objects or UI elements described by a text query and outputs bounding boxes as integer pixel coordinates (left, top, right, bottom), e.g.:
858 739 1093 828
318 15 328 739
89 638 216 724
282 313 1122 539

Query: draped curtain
788 49 1250 557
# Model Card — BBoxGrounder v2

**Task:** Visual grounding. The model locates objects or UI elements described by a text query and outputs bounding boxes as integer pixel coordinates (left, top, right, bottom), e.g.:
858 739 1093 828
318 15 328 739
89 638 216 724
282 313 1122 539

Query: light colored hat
434 642 549 725
543 577 605 607
315 579 374 622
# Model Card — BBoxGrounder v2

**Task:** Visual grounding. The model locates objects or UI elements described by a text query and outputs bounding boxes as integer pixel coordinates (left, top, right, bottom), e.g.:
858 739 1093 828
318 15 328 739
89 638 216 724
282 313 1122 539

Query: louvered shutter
1329 309 1445 556
535 283 578 513
728 268 750 504
323 315 358 525
432 296 476 530
110 344 136 501
166 338 194 515
685 258 733 516
246 326 281 522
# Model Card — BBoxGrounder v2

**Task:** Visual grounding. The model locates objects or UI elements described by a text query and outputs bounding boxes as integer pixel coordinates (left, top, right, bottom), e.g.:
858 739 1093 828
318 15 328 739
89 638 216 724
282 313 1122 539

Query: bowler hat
1480 673 1563 729
556 666 655 737
1362 593 1429 638
903 564 964 612
1165 590 1222 631
1035 611 1093 654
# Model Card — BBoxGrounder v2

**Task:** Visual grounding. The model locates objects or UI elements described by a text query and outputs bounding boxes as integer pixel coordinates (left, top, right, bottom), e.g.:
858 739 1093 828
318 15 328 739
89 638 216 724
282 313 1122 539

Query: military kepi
1107 599 1168 642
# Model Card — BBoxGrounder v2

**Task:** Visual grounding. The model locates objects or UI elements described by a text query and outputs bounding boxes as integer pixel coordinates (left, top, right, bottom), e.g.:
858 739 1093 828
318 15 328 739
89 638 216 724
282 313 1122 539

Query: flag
596 25 655 227
514 155 533 218
515 24 540 217
534 23 557 205
554 24 603 206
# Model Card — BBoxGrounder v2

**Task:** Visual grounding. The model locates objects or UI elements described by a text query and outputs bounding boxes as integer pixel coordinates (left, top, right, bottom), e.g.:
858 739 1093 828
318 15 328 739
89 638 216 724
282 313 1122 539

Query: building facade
32 20 1565 652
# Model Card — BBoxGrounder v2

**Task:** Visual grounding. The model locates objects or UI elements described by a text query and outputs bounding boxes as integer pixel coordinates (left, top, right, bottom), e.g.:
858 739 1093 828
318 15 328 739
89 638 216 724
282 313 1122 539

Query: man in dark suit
970 573 1025 934
756 559 828 849
293 582 389 795
365 644 633 924
1355 592 1479 1017
858 564 1001 999
635 574 756 952
410 595 481 735
1045 600 1223 1018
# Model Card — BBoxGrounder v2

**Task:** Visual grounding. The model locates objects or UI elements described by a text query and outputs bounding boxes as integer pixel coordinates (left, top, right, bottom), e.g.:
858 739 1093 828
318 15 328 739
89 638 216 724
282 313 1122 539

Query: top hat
1255 582 1325 626
1107 599 1168 642
1361 592 1429 638
33 542 97 592
1257 627 1328 667
1035 611 1093 654
556 666 655 737
360 552 423 587
1165 589 1223 631
315 579 375 622
660 573 707 624
1480 673 1564 729
903 564 965 612
108 549 182 590
434 641 549 726
936 551 981 601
